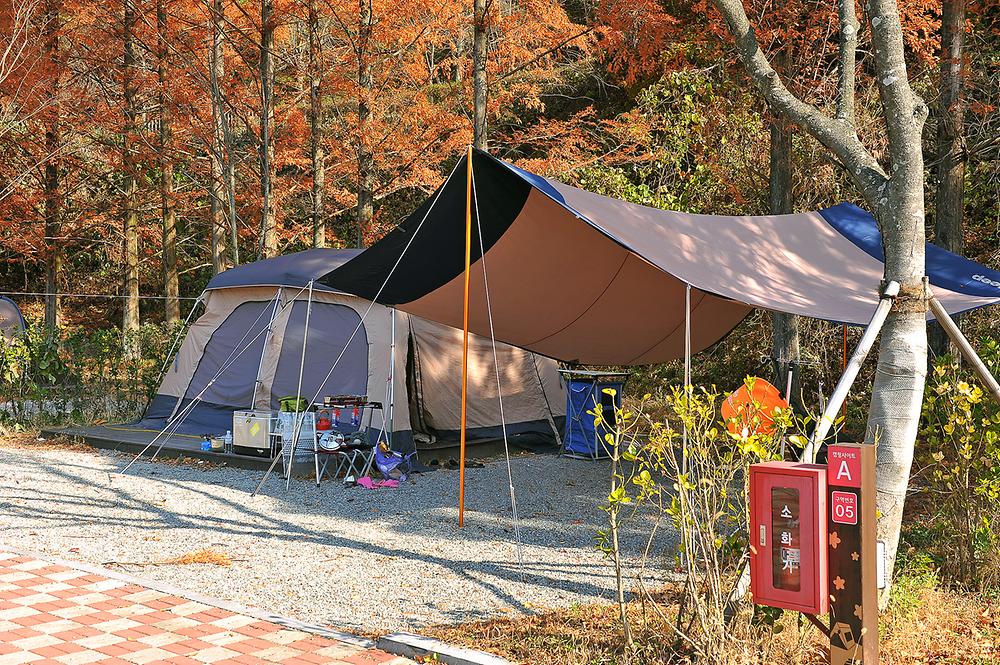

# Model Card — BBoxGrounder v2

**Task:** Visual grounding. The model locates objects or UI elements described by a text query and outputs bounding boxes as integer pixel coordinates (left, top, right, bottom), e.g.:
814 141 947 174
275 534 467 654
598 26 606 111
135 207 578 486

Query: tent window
182 300 274 409
271 302 369 408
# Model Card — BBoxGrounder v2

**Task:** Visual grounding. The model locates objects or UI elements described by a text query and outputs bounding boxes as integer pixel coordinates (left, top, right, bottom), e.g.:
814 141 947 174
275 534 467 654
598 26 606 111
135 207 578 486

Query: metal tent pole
251 287 283 409
682 282 691 459
286 281 315 490
388 307 396 448
801 280 900 463
152 294 203 392
928 289 1000 405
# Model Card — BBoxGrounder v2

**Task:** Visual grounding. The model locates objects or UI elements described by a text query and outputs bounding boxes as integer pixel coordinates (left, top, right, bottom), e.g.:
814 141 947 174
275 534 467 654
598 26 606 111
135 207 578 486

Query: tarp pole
388 307 396 448
802 280 899 463
683 282 691 458
458 145 473 528
928 289 1000 406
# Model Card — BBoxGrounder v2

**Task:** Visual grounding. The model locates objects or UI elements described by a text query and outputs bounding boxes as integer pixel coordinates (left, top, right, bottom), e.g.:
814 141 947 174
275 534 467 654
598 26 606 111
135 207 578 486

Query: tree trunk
472 0 487 150
355 0 373 248
308 0 325 248
258 0 277 258
863 0 929 600
710 0 929 600
453 32 464 83
930 0 966 357
123 0 140 335
158 0 179 325
43 0 61 333
769 116 800 409
209 0 228 274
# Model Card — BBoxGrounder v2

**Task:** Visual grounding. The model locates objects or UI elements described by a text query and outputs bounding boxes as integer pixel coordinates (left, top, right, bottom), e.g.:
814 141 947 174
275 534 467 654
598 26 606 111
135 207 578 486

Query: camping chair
374 442 417 481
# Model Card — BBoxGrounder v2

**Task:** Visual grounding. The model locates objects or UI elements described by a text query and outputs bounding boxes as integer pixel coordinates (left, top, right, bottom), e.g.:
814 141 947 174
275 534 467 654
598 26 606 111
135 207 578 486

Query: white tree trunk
712 0 929 599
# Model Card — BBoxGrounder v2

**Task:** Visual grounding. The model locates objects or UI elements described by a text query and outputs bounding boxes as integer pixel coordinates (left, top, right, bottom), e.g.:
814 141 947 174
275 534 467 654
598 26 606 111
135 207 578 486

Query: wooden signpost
827 443 878 664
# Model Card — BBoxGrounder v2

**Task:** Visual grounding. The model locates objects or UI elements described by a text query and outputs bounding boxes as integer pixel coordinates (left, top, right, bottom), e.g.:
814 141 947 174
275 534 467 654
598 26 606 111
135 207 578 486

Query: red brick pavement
0 552 413 665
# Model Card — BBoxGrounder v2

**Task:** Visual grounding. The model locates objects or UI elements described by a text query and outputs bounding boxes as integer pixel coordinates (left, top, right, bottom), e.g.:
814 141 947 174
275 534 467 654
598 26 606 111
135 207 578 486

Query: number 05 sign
831 491 858 525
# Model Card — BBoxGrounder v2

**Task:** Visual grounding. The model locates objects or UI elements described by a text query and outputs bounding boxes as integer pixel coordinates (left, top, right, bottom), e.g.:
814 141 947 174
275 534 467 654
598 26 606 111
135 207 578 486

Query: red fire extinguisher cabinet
749 462 829 615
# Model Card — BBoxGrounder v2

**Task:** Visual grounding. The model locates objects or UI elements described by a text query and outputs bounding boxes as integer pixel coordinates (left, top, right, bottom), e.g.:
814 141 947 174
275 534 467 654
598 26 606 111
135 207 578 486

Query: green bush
916 341 1000 591
0 321 180 428
598 378 806 659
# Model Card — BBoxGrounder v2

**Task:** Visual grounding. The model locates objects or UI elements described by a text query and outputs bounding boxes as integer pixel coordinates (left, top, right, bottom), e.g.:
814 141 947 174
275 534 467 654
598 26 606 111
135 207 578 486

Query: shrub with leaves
917 344 1000 590
598 377 805 661
0 320 180 428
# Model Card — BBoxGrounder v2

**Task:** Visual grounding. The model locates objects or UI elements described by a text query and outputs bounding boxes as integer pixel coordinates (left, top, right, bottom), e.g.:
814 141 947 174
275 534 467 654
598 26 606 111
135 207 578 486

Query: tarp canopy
319 149 1000 366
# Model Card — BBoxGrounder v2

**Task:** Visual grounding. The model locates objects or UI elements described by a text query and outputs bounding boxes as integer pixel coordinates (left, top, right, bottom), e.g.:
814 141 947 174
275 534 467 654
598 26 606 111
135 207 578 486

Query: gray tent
0 296 26 340
135 249 565 451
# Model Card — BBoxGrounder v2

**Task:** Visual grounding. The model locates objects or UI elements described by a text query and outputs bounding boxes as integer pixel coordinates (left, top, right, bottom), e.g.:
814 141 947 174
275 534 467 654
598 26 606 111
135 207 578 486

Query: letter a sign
827 445 862 489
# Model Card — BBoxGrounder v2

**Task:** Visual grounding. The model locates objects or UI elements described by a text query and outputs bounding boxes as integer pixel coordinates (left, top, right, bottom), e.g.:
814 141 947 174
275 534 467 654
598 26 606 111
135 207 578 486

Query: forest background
1 0 996 335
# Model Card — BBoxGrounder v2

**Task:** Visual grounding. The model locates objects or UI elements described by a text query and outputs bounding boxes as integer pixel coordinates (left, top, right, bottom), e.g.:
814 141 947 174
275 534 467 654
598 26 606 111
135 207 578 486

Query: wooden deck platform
39 424 559 472
39 425 275 470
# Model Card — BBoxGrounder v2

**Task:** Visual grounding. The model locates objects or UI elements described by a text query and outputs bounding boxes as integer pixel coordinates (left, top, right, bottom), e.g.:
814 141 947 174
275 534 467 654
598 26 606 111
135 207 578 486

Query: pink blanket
356 477 399 489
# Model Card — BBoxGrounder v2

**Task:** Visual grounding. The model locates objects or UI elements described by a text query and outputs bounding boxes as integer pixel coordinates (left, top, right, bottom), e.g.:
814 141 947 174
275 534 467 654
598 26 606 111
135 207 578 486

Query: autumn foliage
0 0 995 327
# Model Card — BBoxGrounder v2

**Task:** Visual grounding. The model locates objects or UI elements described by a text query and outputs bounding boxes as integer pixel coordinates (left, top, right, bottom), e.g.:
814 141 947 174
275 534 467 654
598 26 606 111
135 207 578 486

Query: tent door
405 330 434 444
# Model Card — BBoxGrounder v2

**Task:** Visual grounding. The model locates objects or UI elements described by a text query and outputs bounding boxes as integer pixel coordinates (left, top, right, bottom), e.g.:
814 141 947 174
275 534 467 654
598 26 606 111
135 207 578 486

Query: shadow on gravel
0 445 675 623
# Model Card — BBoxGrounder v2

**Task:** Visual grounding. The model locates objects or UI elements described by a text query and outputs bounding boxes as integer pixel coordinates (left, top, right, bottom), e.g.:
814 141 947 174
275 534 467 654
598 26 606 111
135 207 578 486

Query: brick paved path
0 552 413 665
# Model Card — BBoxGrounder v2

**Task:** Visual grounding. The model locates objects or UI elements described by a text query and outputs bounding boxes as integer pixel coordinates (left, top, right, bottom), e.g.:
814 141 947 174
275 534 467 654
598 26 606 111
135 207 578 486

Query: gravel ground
0 438 675 634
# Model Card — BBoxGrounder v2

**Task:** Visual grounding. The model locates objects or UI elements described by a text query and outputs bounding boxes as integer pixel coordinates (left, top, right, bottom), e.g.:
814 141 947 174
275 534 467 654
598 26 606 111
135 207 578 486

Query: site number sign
828 446 862 488
831 491 857 525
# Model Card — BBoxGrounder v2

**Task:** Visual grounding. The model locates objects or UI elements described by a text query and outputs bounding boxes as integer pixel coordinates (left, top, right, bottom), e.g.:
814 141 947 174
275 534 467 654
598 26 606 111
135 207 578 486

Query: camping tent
318 149 1000 365
0 296 26 340
134 249 565 451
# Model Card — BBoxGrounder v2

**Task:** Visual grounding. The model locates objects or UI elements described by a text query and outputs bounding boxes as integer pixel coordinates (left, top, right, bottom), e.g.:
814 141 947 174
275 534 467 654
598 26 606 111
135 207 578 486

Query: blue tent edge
819 202 1000 299
0 295 27 330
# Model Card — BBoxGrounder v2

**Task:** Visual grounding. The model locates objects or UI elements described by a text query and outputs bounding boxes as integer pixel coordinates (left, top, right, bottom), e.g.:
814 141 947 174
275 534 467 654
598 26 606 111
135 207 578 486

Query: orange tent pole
458 145 473 527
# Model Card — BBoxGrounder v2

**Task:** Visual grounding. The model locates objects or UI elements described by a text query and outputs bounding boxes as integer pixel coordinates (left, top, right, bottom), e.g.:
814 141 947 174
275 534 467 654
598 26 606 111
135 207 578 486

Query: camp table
312 397 382 484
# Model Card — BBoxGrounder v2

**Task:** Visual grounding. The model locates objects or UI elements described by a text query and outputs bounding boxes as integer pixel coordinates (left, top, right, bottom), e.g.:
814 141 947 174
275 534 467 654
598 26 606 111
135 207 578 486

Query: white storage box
233 410 276 456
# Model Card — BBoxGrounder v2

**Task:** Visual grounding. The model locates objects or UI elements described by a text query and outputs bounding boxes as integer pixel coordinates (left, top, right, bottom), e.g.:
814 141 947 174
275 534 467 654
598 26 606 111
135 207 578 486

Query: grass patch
426 572 999 664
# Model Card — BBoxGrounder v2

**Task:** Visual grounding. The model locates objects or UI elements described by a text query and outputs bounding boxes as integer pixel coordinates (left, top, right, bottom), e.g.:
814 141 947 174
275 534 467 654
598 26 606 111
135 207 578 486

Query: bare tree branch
710 0 887 202
836 0 859 125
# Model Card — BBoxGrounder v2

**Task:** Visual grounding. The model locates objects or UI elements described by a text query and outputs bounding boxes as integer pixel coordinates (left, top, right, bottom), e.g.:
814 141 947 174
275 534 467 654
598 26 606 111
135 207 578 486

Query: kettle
316 408 332 431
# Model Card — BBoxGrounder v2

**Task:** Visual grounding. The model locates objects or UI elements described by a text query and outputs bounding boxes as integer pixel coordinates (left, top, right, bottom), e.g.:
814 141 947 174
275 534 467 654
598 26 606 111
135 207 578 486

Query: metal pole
153 294 203 390
928 291 1000 405
251 287 283 409
388 306 396 448
682 283 691 463
458 145 473 528
286 281 314 490
802 280 899 463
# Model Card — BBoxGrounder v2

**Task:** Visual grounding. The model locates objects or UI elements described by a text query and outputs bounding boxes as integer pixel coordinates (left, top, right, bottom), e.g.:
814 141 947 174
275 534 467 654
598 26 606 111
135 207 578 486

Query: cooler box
233 410 276 457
